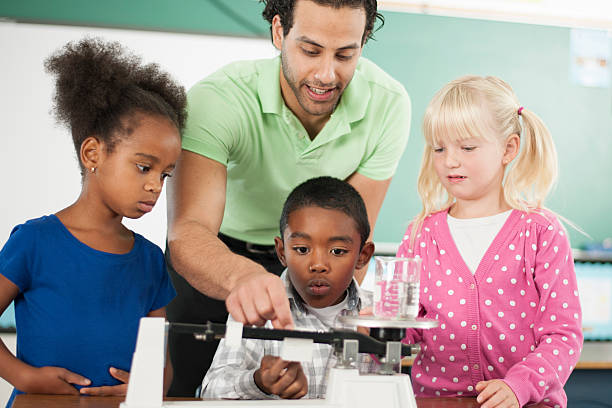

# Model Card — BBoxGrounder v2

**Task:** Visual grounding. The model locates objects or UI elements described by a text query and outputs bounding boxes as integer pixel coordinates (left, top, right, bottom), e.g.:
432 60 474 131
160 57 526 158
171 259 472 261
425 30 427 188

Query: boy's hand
80 367 129 396
476 379 519 408
20 366 90 395
254 355 307 399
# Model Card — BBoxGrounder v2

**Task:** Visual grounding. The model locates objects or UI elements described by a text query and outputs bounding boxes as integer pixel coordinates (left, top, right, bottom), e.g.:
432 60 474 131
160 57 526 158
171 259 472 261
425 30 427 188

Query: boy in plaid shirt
201 177 375 399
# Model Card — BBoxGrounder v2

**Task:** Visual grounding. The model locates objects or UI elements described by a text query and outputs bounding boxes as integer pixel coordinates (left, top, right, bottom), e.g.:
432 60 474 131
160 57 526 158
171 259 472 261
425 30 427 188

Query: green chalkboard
0 0 269 37
1 0 610 247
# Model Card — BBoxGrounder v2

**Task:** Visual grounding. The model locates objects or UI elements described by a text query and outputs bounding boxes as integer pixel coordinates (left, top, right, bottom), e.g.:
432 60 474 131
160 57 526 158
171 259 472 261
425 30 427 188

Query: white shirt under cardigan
447 210 512 274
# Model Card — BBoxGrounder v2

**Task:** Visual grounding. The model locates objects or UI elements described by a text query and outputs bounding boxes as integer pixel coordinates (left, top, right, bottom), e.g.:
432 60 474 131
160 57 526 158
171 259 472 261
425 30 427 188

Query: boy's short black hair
279 176 370 248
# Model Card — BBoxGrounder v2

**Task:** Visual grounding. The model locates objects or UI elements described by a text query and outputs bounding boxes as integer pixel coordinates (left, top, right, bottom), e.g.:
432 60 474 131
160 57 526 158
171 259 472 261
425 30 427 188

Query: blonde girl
397 76 582 408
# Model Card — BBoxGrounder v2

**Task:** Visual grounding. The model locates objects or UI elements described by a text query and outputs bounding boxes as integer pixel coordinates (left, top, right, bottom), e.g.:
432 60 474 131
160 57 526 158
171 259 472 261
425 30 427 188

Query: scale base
120 318 418 408
120 368 416 408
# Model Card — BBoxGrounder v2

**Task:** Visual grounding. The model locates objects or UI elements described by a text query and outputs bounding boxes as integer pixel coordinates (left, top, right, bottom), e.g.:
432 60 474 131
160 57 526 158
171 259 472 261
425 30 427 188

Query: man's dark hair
261 0 384 45
45 37 187 175
280 176 370 248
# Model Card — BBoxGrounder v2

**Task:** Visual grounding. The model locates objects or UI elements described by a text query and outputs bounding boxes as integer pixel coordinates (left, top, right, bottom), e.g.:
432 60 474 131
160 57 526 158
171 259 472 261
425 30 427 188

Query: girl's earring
90 167 96 174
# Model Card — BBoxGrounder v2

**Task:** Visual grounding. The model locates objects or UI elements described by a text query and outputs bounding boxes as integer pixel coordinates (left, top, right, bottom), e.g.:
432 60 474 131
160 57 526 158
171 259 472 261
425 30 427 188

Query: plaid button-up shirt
201 271 372 399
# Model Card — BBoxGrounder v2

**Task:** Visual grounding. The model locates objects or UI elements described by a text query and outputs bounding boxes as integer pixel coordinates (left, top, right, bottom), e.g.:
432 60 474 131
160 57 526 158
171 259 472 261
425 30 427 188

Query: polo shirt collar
332 62 370 125
258 56 284 115
257 56 371 125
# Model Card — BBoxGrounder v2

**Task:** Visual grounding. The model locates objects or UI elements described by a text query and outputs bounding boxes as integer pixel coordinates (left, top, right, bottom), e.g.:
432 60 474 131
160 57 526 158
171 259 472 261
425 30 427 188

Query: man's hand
80 367 129 396
254 355 307 399
19 366 90 395
226 271 294 329
476 379 519 408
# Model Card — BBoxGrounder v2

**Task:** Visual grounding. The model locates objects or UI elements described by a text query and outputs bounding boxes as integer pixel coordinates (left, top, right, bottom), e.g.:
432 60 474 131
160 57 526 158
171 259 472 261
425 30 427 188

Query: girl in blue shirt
0 38 186 404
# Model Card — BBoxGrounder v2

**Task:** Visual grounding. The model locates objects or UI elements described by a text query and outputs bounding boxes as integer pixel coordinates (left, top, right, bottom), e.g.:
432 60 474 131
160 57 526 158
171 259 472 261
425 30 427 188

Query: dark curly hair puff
45 37 187 173
261 0 384 45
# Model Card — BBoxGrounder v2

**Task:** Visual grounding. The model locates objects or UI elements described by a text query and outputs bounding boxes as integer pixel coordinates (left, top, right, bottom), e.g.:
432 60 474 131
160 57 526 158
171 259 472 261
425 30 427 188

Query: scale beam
169 321 420 357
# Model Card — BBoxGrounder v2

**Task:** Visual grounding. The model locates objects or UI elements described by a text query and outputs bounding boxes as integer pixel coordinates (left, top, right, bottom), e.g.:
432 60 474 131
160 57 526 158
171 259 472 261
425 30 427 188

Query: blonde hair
410 75 559 247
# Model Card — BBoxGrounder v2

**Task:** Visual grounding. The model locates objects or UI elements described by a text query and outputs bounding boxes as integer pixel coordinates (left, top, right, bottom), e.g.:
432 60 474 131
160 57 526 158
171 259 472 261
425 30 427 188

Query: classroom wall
1 0 610 249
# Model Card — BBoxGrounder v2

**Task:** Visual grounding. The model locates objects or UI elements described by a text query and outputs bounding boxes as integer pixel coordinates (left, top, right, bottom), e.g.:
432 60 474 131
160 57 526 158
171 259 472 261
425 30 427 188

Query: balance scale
120 316 437 408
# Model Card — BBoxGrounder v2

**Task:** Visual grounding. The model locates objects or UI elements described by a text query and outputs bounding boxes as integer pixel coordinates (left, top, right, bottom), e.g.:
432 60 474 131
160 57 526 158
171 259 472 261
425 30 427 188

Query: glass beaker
373 256 421 319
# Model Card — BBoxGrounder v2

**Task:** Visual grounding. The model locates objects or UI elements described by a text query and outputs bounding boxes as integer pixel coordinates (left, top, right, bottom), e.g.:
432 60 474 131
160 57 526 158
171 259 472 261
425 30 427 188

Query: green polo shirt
182 56 411 245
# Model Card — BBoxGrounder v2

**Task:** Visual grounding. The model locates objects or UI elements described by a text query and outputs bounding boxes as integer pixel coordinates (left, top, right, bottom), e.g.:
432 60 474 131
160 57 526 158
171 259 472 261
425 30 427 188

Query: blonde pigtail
504 107 558 211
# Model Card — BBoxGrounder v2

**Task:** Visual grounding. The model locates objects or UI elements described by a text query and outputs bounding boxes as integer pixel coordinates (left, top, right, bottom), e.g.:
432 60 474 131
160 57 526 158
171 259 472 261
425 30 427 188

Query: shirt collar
280 270 363 319
258 56 284 115
332 61 370 124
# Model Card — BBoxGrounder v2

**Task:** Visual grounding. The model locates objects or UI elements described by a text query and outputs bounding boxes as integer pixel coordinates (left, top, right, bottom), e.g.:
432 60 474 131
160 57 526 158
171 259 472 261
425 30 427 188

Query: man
166 0 411 396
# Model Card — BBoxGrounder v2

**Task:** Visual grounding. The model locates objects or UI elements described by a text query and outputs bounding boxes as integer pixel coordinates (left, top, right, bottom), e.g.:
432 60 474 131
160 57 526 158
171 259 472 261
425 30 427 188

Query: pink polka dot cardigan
397 209 583 408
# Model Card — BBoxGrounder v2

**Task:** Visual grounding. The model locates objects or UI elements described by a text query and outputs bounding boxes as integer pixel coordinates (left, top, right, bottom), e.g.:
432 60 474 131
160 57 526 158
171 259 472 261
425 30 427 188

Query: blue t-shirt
0 215 176 406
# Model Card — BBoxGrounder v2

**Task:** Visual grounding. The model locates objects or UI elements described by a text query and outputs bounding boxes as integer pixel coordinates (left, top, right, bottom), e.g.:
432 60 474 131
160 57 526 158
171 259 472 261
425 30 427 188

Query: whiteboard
0 22 278 250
